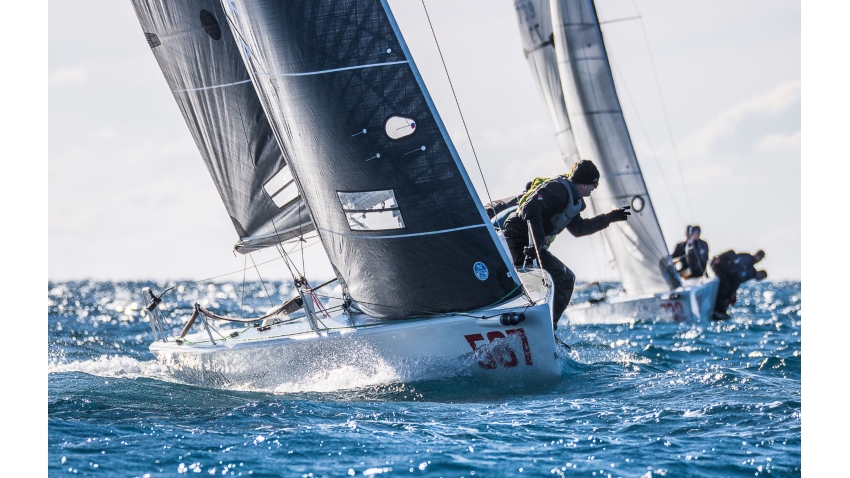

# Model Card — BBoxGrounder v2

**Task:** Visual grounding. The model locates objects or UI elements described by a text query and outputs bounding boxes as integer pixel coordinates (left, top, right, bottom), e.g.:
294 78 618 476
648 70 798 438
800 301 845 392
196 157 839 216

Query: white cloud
753 130 801 153
684 81 800 156
49 66 88 87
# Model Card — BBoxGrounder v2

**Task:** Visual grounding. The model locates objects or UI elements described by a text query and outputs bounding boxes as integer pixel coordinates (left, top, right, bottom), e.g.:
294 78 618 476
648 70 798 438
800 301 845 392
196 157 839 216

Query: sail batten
131 0 314 253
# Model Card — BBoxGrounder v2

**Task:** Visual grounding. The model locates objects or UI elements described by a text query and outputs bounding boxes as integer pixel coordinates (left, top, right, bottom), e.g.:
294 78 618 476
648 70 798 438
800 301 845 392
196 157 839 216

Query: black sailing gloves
607 206 631 223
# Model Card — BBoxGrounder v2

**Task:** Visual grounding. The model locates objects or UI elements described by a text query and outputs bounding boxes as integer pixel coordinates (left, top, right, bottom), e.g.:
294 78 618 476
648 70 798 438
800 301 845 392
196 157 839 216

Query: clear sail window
338 190 405 231
631 195 645 212
263 165 299 208
384 115 417 140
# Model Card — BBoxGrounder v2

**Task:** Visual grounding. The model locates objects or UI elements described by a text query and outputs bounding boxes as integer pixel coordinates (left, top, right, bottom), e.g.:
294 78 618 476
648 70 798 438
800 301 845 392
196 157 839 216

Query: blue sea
48 280 801 477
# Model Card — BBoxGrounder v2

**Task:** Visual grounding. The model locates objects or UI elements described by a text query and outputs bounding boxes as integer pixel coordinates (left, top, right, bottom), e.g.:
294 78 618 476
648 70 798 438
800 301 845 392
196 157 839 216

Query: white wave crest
48 355 168 379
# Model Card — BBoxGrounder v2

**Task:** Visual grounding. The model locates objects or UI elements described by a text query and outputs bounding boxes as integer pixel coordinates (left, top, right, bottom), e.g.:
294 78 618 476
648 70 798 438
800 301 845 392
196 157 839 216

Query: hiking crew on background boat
710 249 767 319
502 160 630 331
672 225 710 279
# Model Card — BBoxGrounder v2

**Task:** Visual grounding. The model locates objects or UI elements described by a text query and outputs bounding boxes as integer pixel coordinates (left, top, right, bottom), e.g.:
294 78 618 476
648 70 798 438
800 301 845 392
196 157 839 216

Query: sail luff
221 0 523 319
514 0 580 165
380 0 522 287
550 0 680 295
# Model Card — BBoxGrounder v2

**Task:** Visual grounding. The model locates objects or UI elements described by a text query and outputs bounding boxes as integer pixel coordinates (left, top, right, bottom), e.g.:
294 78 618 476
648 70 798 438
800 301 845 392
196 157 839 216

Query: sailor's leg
714 277 735 313
538 249 575 329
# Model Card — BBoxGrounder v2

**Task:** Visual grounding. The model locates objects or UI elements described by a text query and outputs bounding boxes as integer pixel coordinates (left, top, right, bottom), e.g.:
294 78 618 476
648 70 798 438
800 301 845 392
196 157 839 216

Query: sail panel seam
316 224 485 240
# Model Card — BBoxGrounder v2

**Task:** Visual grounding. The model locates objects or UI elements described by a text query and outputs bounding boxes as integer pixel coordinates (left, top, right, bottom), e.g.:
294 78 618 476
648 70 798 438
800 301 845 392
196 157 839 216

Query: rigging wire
625 0 695 222
607 56 687 227
195 234 320 283
240 255 247 319
249 253 275 307
420 0 494 206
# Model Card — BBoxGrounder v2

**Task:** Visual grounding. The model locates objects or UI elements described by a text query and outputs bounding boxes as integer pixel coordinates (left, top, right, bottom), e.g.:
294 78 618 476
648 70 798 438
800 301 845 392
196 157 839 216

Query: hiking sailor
485 181 533 229
672 225 710 279
502 160 630 333
710 249 767 319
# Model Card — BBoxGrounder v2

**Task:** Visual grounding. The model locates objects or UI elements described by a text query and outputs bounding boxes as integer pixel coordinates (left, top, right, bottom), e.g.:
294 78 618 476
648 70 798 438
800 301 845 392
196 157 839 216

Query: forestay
223 0 523 318
131 0 314 253
550 0 680 295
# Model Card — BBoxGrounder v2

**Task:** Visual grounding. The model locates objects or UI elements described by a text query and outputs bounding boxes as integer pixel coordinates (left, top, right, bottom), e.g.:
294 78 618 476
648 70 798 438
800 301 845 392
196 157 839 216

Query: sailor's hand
607 206 631 222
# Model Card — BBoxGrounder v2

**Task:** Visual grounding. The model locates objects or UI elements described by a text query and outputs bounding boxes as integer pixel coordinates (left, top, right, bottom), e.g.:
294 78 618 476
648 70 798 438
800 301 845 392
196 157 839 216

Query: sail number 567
464 328 533 369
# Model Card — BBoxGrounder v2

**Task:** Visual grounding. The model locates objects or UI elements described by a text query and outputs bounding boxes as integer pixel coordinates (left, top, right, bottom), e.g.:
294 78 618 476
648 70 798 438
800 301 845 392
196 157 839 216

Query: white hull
150 271 562 390
564 277 719 325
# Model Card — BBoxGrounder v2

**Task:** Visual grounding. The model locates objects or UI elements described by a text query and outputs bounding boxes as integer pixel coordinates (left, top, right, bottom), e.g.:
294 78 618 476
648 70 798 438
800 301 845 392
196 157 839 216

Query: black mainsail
131 0 314 253
222 0 523 318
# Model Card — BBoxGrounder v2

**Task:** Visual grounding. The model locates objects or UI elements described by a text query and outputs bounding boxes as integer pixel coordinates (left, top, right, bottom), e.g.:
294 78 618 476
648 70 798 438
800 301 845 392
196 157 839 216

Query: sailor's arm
565 213 613 237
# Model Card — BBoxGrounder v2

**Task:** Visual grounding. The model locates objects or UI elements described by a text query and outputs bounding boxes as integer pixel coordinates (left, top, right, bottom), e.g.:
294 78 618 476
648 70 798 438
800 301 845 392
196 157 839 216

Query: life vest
516 175 583 239
548 177 583 235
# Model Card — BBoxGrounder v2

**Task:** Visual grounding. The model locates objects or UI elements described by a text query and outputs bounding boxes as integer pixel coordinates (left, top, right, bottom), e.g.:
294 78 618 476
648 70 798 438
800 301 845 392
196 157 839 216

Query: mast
221 0 523 319
550 0 681 294
130 0 315 254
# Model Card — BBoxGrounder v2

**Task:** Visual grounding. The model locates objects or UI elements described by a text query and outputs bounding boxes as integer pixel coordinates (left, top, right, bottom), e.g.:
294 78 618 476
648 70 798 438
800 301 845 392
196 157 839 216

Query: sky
48 0 801 283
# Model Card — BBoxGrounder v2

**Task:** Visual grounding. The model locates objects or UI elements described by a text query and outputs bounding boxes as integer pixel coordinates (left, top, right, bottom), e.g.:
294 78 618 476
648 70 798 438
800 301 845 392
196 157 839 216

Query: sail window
263 166 299 208
199 10 222 40
384 115 418 140
338 190 405 231
631 196 645 212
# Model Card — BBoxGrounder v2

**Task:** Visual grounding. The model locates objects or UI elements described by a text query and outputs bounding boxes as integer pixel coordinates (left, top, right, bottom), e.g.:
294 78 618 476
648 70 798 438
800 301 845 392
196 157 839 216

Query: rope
249 253 275 307
194 234 320 283
420 0 494 207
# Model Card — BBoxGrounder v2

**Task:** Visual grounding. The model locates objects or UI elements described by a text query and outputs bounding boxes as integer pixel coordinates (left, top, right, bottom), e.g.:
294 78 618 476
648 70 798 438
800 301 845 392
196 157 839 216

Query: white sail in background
550 0 680 295
514 0 580 165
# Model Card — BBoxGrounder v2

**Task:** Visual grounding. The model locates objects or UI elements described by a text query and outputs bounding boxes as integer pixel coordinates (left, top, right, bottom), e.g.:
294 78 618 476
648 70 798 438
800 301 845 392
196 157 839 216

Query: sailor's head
755 270 768 280
754 250 765 262
690 225 701 238
570 160 600 197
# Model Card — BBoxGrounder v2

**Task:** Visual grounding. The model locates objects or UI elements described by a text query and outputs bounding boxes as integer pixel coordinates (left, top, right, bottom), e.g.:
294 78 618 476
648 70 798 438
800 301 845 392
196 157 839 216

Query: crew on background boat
672 225 709 279
502 160 630 334
710 249 767 320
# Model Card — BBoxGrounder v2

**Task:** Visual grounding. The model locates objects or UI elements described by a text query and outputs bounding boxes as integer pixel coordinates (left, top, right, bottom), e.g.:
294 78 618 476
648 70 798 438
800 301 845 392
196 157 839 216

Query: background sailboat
130 0 563 388
514 0 718 323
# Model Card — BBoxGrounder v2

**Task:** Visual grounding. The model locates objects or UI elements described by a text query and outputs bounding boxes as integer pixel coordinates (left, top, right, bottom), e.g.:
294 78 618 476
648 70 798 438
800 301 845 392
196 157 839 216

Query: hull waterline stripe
258 60 408 78
317 223 485 240
173 78 252 92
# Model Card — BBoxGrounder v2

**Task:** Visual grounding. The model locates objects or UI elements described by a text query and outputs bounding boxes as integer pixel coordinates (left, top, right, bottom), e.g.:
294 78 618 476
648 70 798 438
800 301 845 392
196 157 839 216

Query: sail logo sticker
473 262 489 281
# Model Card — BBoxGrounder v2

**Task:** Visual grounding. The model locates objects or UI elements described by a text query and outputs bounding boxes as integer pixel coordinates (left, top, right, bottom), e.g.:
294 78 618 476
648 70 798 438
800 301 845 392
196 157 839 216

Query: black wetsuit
672 238 709 277
710 250 759 314
484 195 519 219
502 178 613 328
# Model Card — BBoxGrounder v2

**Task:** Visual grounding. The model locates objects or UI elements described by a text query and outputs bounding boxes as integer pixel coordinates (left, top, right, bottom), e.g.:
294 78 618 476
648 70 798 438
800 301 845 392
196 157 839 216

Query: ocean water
48 280 801 477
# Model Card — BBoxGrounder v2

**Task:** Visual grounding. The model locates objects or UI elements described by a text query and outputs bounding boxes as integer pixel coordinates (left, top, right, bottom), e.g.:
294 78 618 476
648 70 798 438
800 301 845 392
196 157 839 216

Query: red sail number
464 328 534 369
660 302 686 322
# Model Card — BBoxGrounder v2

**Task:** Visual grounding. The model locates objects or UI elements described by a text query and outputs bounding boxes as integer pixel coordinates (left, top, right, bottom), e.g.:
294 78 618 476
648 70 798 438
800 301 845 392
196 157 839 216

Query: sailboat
513 0 718 324
130 0 562 389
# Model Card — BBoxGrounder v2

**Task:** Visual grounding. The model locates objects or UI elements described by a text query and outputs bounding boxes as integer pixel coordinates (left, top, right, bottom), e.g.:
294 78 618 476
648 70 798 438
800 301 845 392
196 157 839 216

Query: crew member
710 249 767 319
484 181 533 220
672 225 709 278
502 160 630 331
